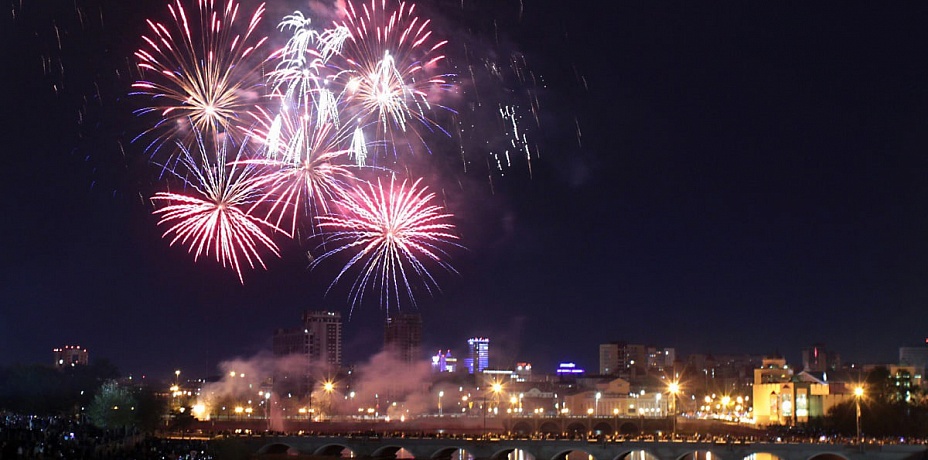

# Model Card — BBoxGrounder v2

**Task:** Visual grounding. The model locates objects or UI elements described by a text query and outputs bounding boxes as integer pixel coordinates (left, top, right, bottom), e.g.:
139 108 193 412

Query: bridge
233 435 928 460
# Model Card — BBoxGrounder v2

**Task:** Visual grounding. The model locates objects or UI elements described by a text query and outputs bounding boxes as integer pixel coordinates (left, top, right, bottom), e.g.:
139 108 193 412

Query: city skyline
3 2 928 381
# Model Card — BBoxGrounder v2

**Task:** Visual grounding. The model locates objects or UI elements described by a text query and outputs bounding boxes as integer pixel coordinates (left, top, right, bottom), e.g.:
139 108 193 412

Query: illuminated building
431 350 457 373
557 362 585 377
464 338 489 374
384 313 422 364
53 346 88 368
752 355 854 426
601 342 674 376
514 362 533 382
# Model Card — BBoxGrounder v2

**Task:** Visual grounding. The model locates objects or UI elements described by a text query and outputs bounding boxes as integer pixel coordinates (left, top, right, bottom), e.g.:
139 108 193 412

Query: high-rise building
465 338 489 374
272 310 342 370
600 341 649 375
647 347 676 371
53 346 88 368
384 313 422 364
599 342 627 375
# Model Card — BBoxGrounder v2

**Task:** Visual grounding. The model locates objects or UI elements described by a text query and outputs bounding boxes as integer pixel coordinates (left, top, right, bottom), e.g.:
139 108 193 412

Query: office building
384 313 422 364
465 338 489 374
272 310 342 370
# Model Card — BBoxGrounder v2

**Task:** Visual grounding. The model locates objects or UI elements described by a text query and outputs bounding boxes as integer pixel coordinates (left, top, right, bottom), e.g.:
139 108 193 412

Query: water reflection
451 449 475 460
744 454 782 460
621 451 659 460
508 449 536 460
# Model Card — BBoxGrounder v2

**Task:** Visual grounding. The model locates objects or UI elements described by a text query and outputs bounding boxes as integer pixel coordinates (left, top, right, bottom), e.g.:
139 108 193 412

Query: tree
86 381 138 431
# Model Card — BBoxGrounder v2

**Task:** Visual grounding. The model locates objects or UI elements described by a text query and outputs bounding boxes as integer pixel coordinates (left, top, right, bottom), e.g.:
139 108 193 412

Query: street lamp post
263 391 271 430
587 408 594 437
613 408 619 438
438 390 444 416
668 382 680 438
855 386 864 450
595 392 601 417
323 381 335 419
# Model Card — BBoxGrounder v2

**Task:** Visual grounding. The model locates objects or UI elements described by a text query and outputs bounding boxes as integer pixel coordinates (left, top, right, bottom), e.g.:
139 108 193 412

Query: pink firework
151 132 282 283
332 0 454 139
243 105 361 238
313 176 460 312
132 0 269 154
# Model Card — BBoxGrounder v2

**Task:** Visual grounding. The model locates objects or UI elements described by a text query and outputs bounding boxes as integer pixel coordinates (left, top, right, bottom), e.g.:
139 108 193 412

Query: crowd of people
0 413 211 459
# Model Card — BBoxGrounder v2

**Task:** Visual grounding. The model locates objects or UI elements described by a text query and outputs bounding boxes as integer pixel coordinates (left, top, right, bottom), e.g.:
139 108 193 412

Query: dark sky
3 1 928 381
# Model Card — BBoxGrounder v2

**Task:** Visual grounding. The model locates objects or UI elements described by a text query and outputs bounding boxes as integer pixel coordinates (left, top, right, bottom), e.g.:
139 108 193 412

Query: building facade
272 310 342 370
465 338 489 374
384 314 422 364
53 346 88 368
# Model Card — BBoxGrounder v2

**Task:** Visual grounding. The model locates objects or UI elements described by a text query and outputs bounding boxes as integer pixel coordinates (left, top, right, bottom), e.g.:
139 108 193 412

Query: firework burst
243 105 362 238
132 0 269 155
151 131 282 283
313 176 460 313
332 0 455 143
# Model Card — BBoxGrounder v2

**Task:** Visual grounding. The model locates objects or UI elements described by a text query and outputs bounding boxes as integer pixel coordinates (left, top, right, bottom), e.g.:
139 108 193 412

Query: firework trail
151 130 282 283
330 0 456 151
131 0 269 155
312 176 460 314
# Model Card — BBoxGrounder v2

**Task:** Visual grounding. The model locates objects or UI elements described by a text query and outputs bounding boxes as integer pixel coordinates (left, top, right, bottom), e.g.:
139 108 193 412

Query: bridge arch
505 447 536 460
314 443 355 457
512 421 534 435
257 443 301 456
370 445 416 459
551 448 585 460
618 422 640 435
616 449 659 460
539 421 561 435
565 422 587 436
807 454 850 460
592 421 613 435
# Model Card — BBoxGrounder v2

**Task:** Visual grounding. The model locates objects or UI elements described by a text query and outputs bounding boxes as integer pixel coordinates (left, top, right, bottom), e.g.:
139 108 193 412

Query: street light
323 380 335 418
595 391 602 417
438 390 444 416
587 408 594 437
668 382 680 437
613 408 620 438
854 386 864 449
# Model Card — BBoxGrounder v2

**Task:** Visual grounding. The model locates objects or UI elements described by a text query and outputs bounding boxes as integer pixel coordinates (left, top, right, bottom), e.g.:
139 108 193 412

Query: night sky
3 1 928 381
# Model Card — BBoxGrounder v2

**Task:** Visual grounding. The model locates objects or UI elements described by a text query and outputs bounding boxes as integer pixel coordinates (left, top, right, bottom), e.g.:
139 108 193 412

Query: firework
243 105 361 238
131 0 269 154
313 176 460 313
151 131 282 283
331 0 455 141
268 11 349 109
